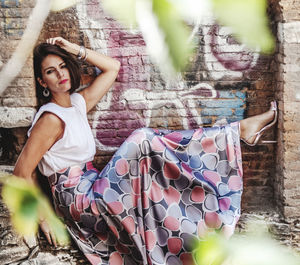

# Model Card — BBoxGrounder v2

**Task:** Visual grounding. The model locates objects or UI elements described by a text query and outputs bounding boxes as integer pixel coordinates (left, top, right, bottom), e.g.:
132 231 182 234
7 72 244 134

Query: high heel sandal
241 101 278 146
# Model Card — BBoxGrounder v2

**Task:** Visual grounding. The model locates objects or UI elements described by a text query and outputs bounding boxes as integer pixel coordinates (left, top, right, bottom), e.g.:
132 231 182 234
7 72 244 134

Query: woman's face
38 54 71 95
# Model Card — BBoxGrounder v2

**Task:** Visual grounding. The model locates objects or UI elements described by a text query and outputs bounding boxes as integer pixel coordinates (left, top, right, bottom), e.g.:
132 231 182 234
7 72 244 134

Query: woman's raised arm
46 37 121 112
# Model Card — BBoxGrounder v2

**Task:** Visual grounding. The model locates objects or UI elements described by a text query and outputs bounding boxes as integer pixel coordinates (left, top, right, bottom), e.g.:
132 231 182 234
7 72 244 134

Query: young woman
14 37 277 265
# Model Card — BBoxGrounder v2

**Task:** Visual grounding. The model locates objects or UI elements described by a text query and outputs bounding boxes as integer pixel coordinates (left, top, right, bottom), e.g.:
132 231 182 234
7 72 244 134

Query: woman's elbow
13 164 32 180
113 59 121 73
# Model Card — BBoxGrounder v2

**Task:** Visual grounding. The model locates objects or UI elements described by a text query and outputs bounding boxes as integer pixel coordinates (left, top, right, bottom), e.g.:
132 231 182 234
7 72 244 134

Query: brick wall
0 0 279 212
0 0 36 126
272 0 300 220
1 0 300 264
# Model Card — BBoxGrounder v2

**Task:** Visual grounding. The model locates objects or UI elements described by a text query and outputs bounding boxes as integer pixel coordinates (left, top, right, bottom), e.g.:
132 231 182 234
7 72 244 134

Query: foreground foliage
52 0 274 75
0 173 69 245
194 224 300 265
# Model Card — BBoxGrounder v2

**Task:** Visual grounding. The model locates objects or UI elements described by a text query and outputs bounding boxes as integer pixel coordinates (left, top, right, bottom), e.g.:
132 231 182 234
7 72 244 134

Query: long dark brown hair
33 43 81 107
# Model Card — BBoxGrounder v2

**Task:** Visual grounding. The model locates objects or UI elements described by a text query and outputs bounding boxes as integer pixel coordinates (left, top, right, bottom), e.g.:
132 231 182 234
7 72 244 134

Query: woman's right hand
39 218 57 247
46 36 79 57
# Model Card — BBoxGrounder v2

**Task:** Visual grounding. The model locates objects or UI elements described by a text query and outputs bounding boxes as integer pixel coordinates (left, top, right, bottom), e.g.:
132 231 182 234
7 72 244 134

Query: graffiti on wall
205 24 259 78
75 0 255 150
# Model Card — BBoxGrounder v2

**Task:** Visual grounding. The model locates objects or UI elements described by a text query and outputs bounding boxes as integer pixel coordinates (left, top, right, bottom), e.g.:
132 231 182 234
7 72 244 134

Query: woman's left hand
46 37 78 56
39 218 57 247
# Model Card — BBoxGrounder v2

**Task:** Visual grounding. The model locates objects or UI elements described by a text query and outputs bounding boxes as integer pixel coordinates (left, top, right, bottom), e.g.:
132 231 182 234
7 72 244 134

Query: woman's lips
59 79 68 84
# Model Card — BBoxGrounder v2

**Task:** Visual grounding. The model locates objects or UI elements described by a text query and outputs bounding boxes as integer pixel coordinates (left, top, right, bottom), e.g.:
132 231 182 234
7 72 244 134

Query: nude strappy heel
241 101 278 146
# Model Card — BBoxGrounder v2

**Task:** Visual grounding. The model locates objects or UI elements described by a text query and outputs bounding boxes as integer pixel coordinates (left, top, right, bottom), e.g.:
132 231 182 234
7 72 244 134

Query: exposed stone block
283 206 300 219
0 107 35 128
1 97 36 107
279 21 300 43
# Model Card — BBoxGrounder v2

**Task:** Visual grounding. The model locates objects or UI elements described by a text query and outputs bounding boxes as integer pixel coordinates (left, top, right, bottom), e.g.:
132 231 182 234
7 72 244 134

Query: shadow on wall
0 128 18 165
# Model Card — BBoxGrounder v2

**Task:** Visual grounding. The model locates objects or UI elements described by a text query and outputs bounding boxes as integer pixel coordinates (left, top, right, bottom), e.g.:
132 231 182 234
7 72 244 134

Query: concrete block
283 206 300 219
281 21 300 43
0 107 35 128
2 97 36 107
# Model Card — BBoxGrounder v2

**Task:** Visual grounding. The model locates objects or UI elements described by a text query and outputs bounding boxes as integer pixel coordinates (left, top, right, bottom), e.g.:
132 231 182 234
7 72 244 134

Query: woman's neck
50 93 72 108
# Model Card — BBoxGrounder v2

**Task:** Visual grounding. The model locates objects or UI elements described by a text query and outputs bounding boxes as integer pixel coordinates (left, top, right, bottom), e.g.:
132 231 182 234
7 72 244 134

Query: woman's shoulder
29 111 64 140
70 92 83 101
38 111 64 125
28 103 66 137
70 92 87 114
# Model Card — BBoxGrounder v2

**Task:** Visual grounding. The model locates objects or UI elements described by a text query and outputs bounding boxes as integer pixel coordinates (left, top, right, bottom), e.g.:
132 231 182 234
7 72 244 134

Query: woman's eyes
46 69 54 74
45 65 66 74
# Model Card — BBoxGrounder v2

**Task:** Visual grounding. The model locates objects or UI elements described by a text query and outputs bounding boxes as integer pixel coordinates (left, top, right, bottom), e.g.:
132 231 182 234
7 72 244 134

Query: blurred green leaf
51 0 77 12
38 193 70 245
193 223 300 265
228 235 300 265
101 0 275 75
152 0 193 71
102 0 137 28
14 192 39 235
211 0 275 53
194 233 228 265
2 177 39 232
1 174 69 244
2 179 39 235
102 0 193 75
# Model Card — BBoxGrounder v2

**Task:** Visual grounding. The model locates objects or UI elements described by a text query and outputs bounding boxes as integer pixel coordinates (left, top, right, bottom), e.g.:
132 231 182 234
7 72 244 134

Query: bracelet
82 47 88 61
77 45 85 60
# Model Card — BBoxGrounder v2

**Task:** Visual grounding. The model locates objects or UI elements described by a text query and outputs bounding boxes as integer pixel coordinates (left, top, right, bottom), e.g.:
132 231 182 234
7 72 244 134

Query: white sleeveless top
28 93 96 176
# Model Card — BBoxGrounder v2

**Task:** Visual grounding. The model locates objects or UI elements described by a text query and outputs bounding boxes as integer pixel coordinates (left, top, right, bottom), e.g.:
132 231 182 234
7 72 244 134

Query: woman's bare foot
240 101 277 146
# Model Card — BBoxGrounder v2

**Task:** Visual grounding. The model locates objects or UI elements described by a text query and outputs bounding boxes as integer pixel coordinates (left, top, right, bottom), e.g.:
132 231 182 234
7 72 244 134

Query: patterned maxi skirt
48 122 243 265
